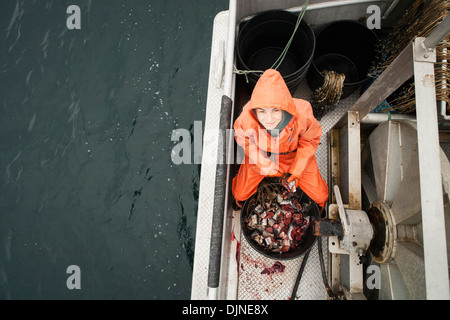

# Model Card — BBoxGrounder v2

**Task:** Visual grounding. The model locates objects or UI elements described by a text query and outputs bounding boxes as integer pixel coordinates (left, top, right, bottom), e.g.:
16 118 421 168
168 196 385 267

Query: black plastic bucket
307 20 379 99
237 10 315 93
241 180 319 260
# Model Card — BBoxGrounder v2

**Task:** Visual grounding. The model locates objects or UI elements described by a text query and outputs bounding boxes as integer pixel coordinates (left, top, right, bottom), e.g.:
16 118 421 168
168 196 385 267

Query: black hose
290 245 312 300
317 235 340 300
290 205 328 300
317 202 340 299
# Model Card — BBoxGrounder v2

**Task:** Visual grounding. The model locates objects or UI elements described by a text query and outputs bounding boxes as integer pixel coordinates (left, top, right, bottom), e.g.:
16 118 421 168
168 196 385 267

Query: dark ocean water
0 0 228 299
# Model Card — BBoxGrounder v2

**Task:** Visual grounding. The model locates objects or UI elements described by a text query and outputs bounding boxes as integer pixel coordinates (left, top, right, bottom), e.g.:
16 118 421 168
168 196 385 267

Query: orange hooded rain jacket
232 69 329 207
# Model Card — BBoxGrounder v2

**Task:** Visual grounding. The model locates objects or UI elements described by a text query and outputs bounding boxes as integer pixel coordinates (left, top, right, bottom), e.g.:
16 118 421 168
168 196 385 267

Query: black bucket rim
236 10 315 86
240 180 319 260
310 19 379 87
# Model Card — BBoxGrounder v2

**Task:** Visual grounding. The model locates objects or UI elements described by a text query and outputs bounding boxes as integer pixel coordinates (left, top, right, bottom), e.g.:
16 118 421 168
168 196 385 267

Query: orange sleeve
288 102 322 178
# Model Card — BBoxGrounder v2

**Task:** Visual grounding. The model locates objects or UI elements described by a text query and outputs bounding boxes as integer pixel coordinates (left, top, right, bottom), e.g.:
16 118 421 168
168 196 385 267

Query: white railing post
413 36 450 300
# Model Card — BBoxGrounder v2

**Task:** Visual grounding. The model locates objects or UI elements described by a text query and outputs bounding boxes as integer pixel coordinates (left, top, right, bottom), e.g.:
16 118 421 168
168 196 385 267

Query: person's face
255 107 282 130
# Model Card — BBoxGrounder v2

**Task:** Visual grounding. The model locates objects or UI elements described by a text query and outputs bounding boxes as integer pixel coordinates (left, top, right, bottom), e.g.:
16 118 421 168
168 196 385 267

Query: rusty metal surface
313 219 344 237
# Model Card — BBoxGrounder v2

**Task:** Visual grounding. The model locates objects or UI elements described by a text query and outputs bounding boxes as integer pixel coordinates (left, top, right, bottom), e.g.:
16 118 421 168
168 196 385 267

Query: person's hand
259 165 279 176
258 157 279 176
282 173 297 193
287 175 296 183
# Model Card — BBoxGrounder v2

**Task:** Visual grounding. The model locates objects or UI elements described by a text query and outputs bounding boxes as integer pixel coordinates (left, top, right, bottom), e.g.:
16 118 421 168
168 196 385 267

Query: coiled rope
314 70 346 105
234 0 310 82
311 70 346 120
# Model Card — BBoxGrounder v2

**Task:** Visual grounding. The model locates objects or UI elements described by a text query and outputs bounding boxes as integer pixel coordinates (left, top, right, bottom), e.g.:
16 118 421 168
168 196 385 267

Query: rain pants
232 69 329 207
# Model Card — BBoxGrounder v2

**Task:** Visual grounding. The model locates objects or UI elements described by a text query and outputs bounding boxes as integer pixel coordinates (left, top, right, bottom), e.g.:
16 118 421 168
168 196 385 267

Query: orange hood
246 69 297 118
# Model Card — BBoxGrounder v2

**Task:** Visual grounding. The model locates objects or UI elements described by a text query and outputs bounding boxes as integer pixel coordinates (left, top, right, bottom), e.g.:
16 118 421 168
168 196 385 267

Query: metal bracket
415 37 436 63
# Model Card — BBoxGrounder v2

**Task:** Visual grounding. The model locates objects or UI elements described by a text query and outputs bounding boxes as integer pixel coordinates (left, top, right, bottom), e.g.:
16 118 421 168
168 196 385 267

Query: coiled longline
311 70 345 120
313 70 346 106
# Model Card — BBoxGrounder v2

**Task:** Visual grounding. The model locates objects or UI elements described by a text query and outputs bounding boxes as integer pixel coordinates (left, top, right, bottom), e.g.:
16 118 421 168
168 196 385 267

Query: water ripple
5 1 24 39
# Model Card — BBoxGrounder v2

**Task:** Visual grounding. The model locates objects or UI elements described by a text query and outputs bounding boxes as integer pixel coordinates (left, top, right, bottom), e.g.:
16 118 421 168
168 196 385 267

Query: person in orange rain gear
232 69 329 209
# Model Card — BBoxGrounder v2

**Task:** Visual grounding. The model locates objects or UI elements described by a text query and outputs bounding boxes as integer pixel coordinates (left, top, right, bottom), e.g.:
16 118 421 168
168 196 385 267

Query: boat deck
191 10 361 300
